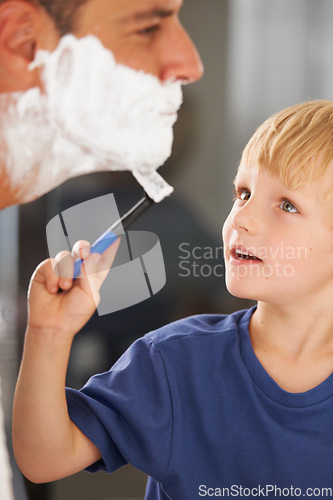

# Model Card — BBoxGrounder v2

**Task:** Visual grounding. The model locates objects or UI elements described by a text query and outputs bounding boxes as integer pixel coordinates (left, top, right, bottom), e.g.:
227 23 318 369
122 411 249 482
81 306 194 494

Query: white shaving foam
0 35 183 203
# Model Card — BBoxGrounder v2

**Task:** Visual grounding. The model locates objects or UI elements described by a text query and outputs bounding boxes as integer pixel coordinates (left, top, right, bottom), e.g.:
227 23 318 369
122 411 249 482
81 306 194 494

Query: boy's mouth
230 245 262 262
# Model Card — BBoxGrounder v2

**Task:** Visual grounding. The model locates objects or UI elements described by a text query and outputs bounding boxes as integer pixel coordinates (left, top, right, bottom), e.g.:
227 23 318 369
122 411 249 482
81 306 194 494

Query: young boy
13 100 333 499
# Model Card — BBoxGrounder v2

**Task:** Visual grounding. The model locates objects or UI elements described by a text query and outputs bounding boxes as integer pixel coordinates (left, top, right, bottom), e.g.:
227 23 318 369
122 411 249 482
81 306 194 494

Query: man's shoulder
144 307 254 348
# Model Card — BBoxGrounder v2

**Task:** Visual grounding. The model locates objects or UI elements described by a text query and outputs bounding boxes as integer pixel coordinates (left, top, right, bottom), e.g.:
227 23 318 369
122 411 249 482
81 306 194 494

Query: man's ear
0 1 41 91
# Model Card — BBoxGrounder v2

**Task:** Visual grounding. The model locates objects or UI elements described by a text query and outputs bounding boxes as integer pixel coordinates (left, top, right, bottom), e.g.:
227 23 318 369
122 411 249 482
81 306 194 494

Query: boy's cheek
221 223 228 250
222 216 233 245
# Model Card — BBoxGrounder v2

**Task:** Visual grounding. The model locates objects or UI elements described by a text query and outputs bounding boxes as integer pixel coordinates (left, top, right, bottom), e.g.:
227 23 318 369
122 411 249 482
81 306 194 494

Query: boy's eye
234 188 251 202
240 190 251 201
280 199 299 213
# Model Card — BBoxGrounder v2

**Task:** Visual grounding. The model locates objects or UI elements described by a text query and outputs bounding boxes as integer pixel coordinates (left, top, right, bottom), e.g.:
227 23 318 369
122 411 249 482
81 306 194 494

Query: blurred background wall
1 0 333 498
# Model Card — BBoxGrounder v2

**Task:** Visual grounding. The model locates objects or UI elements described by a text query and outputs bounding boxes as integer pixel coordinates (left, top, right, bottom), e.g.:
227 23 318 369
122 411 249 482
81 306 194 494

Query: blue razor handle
73 194 154 279
73 230 118 279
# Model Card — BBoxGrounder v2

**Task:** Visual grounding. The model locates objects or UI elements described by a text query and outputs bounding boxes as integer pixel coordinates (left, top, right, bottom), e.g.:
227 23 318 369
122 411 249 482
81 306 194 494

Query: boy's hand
27 237 121 339
13 237 121 483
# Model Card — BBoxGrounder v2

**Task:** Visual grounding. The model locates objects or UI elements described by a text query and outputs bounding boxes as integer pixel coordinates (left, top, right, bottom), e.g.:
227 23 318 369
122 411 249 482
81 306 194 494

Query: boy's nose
231 204 260 235
160 22 204 83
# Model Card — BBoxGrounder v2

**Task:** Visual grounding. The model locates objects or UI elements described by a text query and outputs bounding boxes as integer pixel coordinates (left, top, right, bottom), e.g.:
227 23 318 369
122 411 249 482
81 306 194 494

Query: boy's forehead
234 162 257 182
234 162 286 190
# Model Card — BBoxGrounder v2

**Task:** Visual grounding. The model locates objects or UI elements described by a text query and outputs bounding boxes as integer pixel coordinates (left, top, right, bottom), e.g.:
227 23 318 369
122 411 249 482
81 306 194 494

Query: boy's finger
79 238 121 300
96 237 121 277
42 258 61 294
72 240 91 260
29 259 60 295
54 251 75 287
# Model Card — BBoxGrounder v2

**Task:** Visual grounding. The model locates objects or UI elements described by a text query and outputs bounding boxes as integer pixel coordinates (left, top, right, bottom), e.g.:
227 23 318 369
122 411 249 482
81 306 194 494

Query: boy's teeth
235 249 257 259
236 250 252 256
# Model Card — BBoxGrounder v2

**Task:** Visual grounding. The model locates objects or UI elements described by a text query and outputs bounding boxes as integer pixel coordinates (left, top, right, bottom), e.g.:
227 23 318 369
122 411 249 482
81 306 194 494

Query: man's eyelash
137 25 161 36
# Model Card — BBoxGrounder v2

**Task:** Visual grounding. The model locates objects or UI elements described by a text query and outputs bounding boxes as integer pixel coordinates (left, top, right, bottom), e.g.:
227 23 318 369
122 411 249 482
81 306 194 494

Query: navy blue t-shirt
66 307 333 499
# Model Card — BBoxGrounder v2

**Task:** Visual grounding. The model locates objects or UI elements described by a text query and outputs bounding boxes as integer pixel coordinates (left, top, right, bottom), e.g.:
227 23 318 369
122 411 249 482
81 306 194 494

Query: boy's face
222 162 333 308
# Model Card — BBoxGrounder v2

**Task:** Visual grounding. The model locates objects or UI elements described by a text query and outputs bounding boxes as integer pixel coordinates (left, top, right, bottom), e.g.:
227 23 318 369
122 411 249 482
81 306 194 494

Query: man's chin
0 166 43 208
0 185 20 210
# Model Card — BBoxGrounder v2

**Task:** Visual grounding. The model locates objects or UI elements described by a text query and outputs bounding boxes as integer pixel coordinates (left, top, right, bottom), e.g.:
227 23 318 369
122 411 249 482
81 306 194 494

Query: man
0 0 203 497
0 0 203 208
0 0 202 91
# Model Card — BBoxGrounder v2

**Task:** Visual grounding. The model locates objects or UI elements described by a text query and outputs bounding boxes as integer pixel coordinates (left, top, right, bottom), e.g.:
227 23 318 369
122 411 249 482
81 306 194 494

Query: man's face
0 0 203 209
70 0 203 82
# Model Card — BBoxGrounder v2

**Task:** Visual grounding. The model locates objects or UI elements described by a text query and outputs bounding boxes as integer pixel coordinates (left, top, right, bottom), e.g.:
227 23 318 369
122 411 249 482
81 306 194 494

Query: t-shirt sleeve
66 336 173 481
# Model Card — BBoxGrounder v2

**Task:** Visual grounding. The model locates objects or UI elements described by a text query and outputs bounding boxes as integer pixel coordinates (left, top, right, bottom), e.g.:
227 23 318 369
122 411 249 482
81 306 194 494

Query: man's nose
160 21 204 83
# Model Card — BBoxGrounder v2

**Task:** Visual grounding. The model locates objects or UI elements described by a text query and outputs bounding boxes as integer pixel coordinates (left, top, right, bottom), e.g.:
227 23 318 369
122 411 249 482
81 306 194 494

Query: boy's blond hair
241 100 333 201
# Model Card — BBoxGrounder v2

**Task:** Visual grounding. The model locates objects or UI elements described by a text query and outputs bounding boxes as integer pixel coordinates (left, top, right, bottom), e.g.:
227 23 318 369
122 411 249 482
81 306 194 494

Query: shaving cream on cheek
0 89 101 204
0 35 182 204
33 35 183 201
0 89 54 200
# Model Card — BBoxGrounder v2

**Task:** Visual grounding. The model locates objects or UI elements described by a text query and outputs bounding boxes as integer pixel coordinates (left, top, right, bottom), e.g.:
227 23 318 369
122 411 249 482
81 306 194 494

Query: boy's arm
12 238 120 484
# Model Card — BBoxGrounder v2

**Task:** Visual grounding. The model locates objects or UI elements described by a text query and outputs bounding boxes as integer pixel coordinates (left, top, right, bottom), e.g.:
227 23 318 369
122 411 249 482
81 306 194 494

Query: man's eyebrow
122 8 174 23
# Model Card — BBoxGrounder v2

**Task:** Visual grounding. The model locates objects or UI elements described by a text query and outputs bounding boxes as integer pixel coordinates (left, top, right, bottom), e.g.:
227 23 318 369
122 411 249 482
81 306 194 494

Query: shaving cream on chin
32 35 183 202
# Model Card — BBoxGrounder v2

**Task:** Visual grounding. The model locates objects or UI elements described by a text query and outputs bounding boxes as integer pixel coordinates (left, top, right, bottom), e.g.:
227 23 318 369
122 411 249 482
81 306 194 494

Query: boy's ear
0 1 40 91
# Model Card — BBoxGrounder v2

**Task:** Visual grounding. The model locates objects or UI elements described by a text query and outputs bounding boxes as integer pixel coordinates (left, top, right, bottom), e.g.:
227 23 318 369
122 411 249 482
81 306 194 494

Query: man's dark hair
38 0 88 35
0 0 88 35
